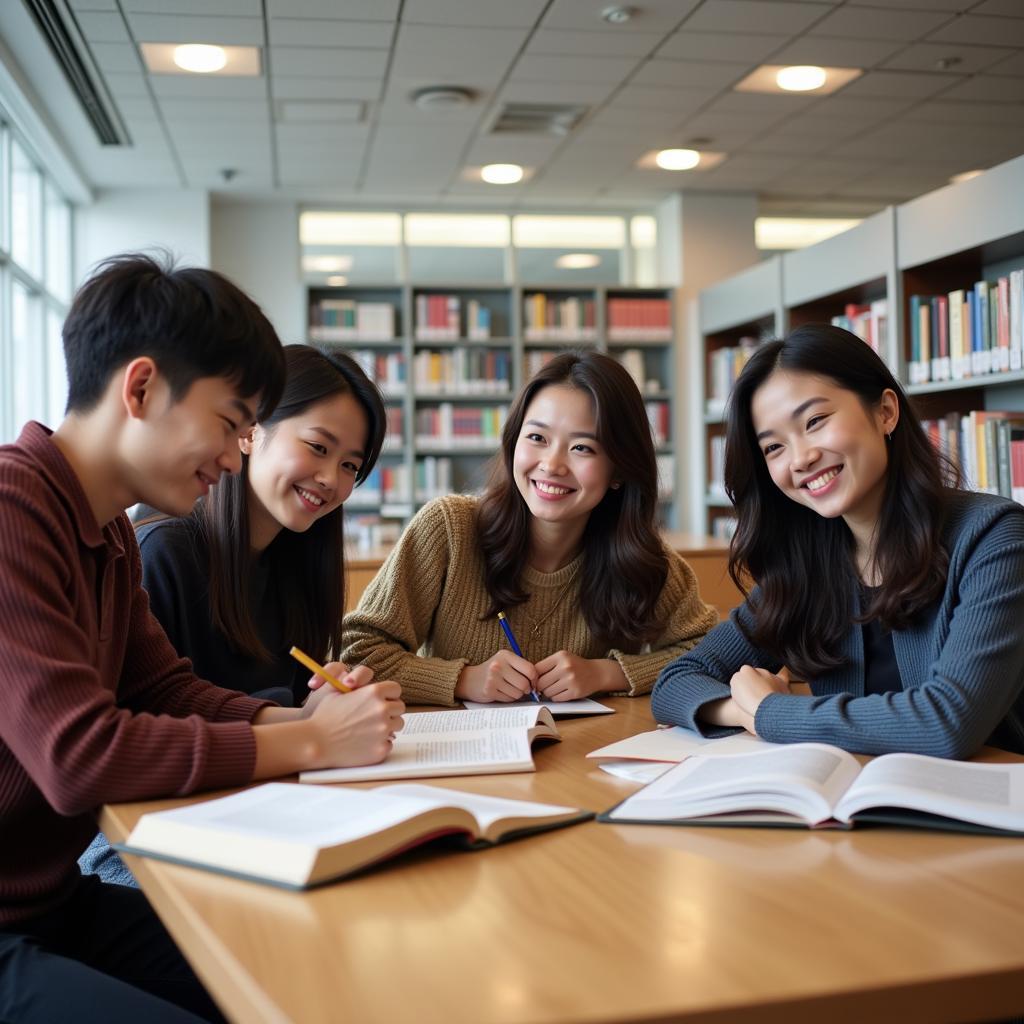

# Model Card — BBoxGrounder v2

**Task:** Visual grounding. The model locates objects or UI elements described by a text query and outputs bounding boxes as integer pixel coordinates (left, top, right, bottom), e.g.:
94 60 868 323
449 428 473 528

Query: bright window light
173 44 228 74
950 169 984 185
299 212 402 246
405 213 510 247
655 148 701 171
513 215 625 249
480 163 524 184
756 217 861 251
302 255 354 273
631 215 657 249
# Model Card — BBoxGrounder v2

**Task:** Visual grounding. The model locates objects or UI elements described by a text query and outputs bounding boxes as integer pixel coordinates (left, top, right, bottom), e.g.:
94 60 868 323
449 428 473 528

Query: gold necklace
518 562 582 641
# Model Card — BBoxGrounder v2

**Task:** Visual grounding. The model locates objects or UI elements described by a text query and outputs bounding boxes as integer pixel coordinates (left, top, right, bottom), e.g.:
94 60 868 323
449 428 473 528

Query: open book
116 782 590 889
301 706 560 784
463 696 613 716
600 743 1024 835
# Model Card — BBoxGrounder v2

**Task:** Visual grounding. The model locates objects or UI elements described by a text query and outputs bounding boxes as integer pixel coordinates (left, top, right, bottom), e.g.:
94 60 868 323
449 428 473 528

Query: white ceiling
5 0 1024 214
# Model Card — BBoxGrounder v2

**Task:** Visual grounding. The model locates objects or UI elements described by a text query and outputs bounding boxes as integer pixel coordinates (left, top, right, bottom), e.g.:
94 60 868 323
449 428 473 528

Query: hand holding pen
452 616 540 703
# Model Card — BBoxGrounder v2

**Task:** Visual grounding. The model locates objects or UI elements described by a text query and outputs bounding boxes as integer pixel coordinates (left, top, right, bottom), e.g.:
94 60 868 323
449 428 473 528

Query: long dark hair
477 351 667 652
726 323 956 677
201 344 386 662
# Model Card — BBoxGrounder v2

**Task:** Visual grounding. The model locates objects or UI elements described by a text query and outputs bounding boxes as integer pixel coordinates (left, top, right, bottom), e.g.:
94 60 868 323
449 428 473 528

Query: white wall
74 188 210 284
210 198 303 343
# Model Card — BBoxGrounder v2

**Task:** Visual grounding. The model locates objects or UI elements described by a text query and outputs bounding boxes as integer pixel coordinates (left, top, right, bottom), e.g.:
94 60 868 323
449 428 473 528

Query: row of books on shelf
908 271 1024 385
830 299 887 355
523 293 597 342
606 297 672 340
617 347 668 395
710 515 736 541
309 299 396 342
413 349 512 395
383 406 403 449
415 294 494 341
707 337 758 411
646 402 670 448
414 404 507 450
348 513 403 553
351 350 406 393
355 464 410 506
924 410 1024 502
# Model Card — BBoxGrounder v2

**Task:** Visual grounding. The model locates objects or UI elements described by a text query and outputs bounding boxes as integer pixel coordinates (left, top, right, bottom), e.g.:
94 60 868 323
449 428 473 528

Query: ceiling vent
21 0 131 145
411 86 477 111
487 103 587 136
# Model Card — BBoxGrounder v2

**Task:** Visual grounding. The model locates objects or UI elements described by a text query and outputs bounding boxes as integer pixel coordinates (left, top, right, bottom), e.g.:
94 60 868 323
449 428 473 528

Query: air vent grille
488 103 587 136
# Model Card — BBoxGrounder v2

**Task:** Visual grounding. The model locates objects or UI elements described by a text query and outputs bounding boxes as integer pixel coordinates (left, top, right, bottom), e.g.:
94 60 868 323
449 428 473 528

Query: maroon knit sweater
0 423 271 927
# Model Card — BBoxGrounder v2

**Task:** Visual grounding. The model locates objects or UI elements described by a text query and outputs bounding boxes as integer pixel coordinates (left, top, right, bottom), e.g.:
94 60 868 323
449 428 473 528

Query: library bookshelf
308 284 677 552
697 152 1024 537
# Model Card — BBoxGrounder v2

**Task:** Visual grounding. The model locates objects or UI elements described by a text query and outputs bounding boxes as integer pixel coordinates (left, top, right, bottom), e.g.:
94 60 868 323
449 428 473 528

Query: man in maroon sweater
0 255 405 1022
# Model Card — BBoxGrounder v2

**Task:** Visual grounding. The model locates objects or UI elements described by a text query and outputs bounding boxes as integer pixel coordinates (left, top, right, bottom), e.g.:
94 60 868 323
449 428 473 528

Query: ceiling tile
275 122 370 144
104 72 151 98
124 14 263 44
656 31 788 63
69 0 119 9
541 0 701 34
769 36 904 68
158 98 269 119
606 84 712 113
121 0 260 12
526 29 664 57
755 113 877 140
462 137 564 165
927 15 1024 47
844 0 969 9
510 54 641 84
988 52 1024 77
682 1 834 36
150 76 267 98
630 58 750 91
803 93 918 119
936 75 1024 102
76 12 132 43
88 42 143 73
834 69 959 98
269 46 388 78
390 24 523 81
402 0 548 28
741 132 838 155
904 99 1024 125
808 6 951 40
496 80 616 106
267 19 392 47
272 76 381 101
882 41 1015 74
265 0 400 18
968 0 1024 16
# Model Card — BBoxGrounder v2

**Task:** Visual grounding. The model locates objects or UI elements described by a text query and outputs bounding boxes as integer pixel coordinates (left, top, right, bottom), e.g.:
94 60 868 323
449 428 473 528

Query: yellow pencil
289 646 352 694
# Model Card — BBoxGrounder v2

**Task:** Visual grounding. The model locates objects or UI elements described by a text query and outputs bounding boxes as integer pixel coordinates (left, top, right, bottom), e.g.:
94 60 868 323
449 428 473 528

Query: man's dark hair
63 251 285 419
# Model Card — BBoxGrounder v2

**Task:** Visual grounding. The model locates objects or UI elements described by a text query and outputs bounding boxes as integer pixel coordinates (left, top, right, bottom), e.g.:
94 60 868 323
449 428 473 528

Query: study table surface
101 699 1024 1024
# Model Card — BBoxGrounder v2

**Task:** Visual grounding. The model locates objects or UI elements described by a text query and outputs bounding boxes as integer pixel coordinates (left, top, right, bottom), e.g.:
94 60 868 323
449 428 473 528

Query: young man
0 254 405 1022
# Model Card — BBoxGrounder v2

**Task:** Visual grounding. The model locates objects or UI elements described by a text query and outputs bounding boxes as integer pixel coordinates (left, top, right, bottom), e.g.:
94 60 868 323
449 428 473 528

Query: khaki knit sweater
343 494 718 706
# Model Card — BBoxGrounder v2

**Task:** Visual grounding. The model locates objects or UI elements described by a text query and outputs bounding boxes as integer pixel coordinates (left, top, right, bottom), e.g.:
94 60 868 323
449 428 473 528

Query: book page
834 754 1024 830
384 784 579 831
129 784 445 848
607 744 862 825
588 725 776 762
403 707 545 733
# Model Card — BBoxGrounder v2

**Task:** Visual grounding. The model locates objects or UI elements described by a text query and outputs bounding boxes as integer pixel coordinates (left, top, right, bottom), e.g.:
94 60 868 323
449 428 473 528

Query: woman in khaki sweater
343 351 718 706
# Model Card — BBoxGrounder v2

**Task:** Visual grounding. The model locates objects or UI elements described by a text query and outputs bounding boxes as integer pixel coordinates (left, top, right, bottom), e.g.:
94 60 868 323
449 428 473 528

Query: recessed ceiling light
655 148 701 171
734 64 861 96
556 253 601 269
173 44 227 74
303 255 354 273
481 163 524 184
326 275 349 287
950 169 984 185
776 65 827 92
141 42 261 77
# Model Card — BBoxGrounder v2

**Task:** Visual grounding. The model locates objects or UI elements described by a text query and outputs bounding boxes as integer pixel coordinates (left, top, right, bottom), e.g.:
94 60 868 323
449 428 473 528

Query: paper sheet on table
598 761 674 783
587 726 777 763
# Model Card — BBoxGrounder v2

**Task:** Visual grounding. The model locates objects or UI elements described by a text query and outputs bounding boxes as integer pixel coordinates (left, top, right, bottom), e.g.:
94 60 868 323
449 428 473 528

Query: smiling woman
652 323 1024 761
342 351 718 707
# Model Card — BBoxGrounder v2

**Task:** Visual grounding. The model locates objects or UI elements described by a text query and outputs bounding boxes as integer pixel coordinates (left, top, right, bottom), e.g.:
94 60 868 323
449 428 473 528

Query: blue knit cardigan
651 491 1024 758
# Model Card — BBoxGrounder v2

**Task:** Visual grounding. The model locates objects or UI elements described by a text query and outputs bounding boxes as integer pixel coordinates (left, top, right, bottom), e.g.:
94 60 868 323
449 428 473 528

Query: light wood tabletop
102 699 1024 1024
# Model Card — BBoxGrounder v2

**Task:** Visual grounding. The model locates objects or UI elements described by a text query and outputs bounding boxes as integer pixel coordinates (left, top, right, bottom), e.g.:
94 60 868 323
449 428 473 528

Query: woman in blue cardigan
652 323 1024 758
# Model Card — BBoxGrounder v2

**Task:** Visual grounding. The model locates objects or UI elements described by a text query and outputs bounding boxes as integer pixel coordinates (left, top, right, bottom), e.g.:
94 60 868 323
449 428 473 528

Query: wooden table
102 699 1024 1024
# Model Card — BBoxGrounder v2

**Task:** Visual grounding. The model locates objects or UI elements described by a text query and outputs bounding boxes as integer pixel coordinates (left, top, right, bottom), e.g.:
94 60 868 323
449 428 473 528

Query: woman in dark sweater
653 324 1024 758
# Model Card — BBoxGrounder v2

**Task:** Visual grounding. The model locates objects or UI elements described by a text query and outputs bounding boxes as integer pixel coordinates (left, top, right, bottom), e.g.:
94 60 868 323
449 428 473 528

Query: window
0 122 73 441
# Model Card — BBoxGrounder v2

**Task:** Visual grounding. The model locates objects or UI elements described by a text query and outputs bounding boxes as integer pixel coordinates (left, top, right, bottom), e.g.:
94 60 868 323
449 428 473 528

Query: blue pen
497 612 540 702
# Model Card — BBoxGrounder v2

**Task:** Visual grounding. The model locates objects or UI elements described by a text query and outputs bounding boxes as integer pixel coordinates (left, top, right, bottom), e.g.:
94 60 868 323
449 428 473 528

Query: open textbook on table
301 705 560 783
117 782 590 889
600 743 1024 835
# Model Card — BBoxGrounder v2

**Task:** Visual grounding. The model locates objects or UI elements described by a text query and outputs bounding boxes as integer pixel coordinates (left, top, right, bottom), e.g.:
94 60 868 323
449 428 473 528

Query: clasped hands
708 665 792 735
455 649 625 703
